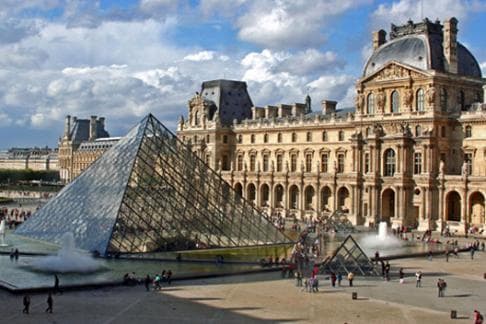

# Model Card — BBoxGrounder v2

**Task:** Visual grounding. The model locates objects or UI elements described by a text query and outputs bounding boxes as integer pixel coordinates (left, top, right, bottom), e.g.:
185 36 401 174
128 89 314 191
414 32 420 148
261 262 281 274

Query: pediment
360 61 431 83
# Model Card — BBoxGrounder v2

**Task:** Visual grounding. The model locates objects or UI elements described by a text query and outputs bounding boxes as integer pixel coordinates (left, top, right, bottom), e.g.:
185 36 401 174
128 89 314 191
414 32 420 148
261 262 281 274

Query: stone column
397 145 402 173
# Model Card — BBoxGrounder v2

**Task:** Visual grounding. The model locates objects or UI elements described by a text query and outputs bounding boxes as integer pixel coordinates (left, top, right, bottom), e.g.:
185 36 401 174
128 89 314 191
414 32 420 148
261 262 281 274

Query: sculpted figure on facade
426 84 436 105
376 88 385 113
355 91 365 114
404 86 413 108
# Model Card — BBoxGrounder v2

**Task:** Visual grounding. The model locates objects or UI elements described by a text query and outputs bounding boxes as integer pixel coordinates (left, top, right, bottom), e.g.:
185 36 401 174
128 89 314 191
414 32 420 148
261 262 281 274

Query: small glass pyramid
16 114 292 255
321 235 378 276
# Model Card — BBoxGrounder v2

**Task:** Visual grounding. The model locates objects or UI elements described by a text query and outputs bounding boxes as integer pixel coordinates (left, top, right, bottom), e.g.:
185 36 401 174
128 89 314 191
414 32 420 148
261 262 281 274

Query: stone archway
289 185 299 210
469 192 485 225
320 186 331 211
247 183 256 204
274 184 284 208
446 191 461 222
304 186 315 211
260 183 270 207
337 187 350 213
381 188 395 223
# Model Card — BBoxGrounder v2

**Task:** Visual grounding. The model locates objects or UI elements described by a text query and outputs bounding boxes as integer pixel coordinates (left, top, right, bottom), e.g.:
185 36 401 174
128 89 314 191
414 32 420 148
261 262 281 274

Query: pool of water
0 255 262 290
320 231 447 257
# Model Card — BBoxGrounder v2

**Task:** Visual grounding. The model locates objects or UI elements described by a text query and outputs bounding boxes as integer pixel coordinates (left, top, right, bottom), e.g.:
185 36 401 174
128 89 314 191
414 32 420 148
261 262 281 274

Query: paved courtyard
0 247 485 323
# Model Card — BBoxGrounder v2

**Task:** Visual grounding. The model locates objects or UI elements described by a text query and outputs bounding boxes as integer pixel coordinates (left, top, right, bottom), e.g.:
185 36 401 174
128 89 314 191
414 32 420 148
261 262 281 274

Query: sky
0 0 485 148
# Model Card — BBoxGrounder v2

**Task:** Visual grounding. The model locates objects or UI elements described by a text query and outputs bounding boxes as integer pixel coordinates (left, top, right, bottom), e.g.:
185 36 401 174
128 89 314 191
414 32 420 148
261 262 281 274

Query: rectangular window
414 152 422 174
291 154 297 172
237 155 243 171
321 154 328 173
276 154 283 172
364 153 370 173
223 135 228 144
337 154 345 173
305 154 312 172
250 155 256 172
263 155 269 172
222 155 230 170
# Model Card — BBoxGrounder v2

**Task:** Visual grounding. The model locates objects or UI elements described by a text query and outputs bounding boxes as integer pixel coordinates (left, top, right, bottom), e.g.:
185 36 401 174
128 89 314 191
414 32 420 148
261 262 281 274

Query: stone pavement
0 246 484 323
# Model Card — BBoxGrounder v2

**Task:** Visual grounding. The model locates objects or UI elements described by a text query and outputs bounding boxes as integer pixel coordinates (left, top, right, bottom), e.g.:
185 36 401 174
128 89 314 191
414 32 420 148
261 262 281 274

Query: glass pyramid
321 235 378 276
16 114 292 255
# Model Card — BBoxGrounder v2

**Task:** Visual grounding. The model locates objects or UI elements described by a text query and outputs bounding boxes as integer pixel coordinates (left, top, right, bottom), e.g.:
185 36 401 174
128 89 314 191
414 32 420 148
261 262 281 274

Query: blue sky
0 0 485 148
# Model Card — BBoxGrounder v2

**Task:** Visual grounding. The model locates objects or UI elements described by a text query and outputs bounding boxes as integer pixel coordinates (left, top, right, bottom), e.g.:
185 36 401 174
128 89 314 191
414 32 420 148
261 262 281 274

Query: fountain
30 232 103 273
0 219 9 247
360 221 403 250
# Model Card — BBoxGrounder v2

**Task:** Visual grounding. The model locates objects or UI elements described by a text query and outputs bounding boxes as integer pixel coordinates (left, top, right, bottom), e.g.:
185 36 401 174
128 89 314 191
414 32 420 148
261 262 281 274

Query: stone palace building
177 18 486 234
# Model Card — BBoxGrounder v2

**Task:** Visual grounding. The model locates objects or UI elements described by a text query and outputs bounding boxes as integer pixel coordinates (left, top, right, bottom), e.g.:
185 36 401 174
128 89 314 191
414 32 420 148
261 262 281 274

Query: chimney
89 115 97 141
483 85 486 104
98 117 105 131
372 30 387 50
64 115 71 139
321 100 337 115
443 17 458 74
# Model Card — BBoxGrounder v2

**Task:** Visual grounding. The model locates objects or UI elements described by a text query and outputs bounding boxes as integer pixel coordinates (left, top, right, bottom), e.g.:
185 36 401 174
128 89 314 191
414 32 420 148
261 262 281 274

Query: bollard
450 310 457 319
352 292 357 300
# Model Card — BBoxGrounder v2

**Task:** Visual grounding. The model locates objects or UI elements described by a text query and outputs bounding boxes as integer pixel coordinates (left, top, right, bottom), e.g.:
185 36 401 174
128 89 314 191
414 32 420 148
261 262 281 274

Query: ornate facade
177 18 486 235
58 115 117 183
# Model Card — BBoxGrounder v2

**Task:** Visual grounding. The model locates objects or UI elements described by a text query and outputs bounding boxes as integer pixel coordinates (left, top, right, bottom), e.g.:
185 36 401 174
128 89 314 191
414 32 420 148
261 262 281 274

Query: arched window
367 93 375 115
249 155 256 172
306 132 312 142
194 111 199 126
291 132 297 143
465 125 472 138
416 88 424 112
391 90 400 113
305 153 312 172
263 133 268 143
322 131 328 142
384 149 396 176
277 133 282 143
237 134 242 144
440 88 448 112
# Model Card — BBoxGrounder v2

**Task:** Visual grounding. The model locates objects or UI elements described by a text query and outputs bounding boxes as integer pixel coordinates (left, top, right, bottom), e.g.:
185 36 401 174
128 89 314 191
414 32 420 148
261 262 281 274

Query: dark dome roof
363 34 481 78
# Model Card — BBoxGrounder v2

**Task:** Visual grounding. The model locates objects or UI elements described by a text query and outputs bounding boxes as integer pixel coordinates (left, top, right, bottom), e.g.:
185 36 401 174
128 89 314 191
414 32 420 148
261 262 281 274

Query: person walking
337 273 343 287
144 274 151 292
415 271 422 288
22 295 30 314
347 272 354 287
399 268 404 284
53 274 61 295
437 279 446 297
470 246 475 260
445 249 449 262
330 272 336 287
45 292 53 313
473 310 484 324
384 262 391 281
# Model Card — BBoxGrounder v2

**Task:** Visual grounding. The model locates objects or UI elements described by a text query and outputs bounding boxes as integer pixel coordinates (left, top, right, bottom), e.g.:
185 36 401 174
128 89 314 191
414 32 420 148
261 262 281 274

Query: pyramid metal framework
321 235 378 276
16 114 292 255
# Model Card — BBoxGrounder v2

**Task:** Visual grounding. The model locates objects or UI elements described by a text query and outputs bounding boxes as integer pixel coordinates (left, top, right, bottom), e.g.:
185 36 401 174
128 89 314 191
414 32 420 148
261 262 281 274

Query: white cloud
240 49 353 108
480 62 486 76
307 75 356 107
183 51 216 61
371 0 486 29
236 0 371 49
